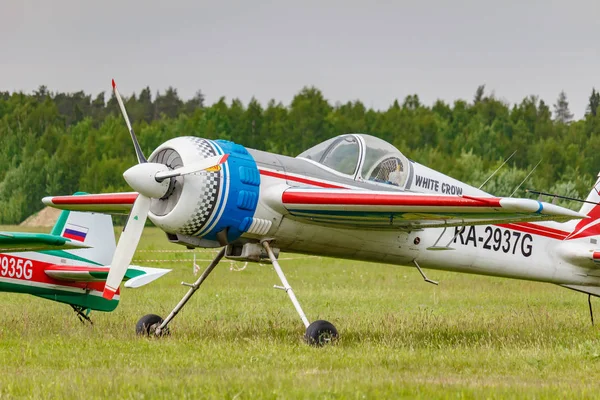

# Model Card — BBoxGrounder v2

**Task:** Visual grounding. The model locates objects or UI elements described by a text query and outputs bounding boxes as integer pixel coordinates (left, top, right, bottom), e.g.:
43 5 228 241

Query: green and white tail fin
51 210 116 266
50 210 170 286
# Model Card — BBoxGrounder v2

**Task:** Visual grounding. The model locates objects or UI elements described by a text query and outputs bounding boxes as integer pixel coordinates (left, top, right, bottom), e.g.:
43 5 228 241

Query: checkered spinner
179 138 222 236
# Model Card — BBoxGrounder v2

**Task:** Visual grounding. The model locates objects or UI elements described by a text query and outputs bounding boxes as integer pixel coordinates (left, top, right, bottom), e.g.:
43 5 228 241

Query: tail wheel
305 320 338 346
135 314 166 336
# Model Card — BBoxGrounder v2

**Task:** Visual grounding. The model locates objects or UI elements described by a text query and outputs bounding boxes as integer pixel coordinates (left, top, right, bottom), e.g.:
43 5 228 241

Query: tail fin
578 173 600 216
38 211 169 313
565 174 600 240
50 210 116 266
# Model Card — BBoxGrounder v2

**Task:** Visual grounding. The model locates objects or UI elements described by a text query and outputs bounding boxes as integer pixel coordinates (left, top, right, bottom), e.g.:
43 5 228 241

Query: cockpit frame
297 134 412 189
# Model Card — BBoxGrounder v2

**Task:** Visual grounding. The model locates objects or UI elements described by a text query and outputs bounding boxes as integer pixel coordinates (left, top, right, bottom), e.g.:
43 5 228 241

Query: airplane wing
274 188 585 229
43 188 585 230
44 265 170 288
42 192 138 213
0 232 91 252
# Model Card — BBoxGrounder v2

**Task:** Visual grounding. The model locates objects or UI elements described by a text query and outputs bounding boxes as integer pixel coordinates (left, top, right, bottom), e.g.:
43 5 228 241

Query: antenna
510 160 542 198
526 189 600 206
478 150 517 190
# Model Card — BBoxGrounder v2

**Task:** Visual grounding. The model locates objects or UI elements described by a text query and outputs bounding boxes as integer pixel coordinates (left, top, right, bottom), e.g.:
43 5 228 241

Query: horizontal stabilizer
124 266 171 288
0 232 91 253
42 192 138 214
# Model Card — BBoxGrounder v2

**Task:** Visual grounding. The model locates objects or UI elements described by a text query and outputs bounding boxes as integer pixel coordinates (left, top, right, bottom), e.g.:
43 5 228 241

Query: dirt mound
20 207 61 228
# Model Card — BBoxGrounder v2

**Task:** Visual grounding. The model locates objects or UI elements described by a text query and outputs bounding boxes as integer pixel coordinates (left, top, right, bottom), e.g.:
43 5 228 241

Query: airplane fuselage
240 149 599 289
0 251 119 311
44 134 598 295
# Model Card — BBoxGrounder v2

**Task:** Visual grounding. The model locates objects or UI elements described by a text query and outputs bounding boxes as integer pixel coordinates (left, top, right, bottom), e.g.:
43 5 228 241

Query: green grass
2 227 600 398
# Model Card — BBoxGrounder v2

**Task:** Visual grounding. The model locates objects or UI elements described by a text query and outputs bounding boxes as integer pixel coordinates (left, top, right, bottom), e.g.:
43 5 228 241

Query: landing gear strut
71 305 93 325
136 247 226 337
135 242 338 345
261 240 338 346
589 294 594 326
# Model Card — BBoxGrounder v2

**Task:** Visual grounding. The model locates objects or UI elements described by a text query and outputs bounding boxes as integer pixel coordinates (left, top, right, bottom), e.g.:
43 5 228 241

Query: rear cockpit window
360 135 410 188
367 157 408 186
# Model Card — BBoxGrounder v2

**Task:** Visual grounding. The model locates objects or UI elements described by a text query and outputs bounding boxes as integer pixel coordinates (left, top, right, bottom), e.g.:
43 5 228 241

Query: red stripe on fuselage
0 253 108 292
259 169 345 189
496 222 569 240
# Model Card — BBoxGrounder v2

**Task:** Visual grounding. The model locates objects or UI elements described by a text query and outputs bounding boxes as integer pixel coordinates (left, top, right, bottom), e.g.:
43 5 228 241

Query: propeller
103 80 228 300
113 79 146 164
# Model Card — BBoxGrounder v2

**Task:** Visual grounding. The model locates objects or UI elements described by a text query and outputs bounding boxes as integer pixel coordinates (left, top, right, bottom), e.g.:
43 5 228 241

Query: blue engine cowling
147 137 260 244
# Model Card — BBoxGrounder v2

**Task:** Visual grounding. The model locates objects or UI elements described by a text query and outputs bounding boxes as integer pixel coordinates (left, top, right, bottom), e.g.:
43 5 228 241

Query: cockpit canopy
297 134 411 187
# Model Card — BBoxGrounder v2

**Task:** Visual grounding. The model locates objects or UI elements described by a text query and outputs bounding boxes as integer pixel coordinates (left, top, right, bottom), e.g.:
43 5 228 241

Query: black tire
135 314 164 336
305 320 338 346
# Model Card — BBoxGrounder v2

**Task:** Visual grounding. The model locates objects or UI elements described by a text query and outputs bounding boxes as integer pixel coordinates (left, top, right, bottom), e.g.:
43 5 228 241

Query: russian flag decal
62 223 89 242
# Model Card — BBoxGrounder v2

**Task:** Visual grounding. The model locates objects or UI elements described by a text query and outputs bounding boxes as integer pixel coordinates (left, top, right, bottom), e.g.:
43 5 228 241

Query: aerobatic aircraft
0 208 169 323
44 80 596 344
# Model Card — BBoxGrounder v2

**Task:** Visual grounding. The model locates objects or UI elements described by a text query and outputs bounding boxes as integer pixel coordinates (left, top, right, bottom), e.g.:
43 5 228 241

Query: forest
0 84 599 224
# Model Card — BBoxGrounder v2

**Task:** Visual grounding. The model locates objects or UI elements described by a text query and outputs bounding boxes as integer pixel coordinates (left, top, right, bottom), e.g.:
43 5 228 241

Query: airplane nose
123 163 171 198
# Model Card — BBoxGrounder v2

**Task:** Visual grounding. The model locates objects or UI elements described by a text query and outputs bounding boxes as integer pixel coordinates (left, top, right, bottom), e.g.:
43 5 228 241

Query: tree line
0 84 599 224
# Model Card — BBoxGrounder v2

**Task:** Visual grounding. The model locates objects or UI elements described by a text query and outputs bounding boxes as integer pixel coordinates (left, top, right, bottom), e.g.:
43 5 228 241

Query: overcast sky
2 0 598 118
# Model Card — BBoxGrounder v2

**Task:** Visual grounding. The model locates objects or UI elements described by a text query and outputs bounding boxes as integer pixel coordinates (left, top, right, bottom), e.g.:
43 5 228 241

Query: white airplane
44 80 598 345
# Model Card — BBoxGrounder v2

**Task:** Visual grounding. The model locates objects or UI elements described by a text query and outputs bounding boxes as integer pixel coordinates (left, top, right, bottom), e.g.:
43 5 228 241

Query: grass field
2 226 600 398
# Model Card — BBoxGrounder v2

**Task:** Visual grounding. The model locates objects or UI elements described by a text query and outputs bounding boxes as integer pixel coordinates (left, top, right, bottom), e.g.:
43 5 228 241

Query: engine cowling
147 137 261 245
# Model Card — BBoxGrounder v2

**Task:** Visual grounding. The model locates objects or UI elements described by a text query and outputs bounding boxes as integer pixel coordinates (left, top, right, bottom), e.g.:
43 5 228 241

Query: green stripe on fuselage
34 293 118 312
0 280 118 312
39 250 102 266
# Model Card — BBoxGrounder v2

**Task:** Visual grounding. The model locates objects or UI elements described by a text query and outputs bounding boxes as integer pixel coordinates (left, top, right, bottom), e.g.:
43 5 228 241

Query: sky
2 0 599 118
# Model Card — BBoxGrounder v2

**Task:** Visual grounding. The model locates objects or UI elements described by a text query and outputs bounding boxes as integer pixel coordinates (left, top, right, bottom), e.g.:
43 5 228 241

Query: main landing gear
71 305 93 325
262 241 338 346
135 242 338 346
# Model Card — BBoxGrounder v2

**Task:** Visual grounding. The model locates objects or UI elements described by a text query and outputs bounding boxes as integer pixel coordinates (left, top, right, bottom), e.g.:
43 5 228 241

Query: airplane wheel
135 314 166 336
305 320 338 346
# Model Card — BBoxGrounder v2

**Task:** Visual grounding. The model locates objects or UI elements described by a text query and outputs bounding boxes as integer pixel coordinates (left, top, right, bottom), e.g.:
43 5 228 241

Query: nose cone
123 163 171 198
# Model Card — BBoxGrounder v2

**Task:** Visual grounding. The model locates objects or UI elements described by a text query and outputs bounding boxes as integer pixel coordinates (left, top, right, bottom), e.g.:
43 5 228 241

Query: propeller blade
103 195 151 300
112 79 147 164
155 154 229 181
